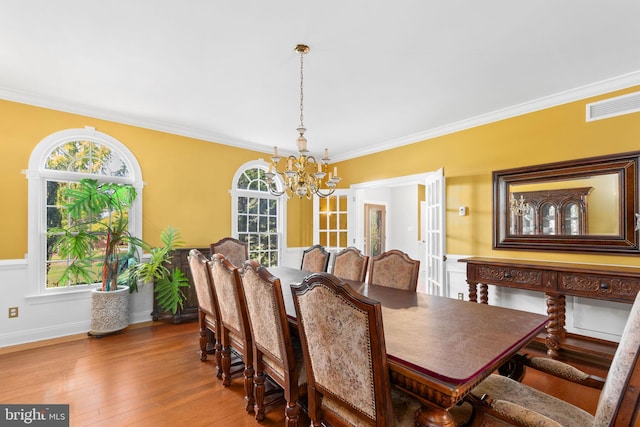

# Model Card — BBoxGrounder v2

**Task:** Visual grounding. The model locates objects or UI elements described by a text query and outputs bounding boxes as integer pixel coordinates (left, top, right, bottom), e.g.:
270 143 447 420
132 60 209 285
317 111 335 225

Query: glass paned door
424 168 445 295
315 192 349 251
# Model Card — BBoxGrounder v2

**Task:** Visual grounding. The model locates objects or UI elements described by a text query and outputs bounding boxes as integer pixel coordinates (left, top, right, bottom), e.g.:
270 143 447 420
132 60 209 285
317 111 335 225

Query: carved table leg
545 293 566 359
479 283 488 304
415 404 456 427
468 281 478 303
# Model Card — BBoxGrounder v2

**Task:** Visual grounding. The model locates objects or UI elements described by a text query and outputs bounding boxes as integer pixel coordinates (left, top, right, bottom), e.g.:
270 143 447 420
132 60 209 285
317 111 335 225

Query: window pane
235 166 280 267
45 140 129 177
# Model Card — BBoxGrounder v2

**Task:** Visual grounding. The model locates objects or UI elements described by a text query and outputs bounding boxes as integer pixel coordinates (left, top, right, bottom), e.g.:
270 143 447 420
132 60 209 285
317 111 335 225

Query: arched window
231 161 284 267
26 127 143 298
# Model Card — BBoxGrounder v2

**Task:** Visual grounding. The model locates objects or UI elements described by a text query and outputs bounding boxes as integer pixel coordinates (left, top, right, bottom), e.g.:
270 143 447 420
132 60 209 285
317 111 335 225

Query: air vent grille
586 91 640 122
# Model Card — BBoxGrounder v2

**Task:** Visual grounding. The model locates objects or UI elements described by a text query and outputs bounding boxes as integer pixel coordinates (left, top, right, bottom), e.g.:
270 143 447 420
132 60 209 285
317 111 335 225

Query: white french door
313 190 353 264
424 168 446 295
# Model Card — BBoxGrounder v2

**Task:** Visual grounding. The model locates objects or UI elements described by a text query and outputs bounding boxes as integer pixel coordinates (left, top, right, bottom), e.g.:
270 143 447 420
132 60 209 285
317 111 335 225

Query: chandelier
265 44 340 198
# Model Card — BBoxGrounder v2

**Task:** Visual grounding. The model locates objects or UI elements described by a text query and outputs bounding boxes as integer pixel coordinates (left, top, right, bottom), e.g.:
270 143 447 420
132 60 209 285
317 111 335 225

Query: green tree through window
235 166 280 266
45 140 131 287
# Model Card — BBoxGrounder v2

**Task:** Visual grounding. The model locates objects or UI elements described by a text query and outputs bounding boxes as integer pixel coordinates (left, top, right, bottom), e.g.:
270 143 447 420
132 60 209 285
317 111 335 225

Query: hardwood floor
0 321 603 426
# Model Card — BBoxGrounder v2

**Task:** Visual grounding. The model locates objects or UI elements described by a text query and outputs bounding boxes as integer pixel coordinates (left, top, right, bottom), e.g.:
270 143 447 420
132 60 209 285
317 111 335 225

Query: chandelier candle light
265 44 341 198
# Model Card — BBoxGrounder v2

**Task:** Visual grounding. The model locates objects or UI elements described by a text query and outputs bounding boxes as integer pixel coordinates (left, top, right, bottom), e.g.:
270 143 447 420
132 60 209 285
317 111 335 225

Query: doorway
364 203 386 257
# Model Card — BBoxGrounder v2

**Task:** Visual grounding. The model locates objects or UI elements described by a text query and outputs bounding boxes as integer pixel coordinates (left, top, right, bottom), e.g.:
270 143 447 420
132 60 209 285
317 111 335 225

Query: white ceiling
2 1 640 160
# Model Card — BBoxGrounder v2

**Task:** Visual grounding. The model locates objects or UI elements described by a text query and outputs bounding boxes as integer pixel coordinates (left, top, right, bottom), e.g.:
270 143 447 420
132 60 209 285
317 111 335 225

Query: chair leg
284 401 300 427
254 372 266 421
198 315 207 361
243 365 255 413
214 340 223 379
221 346 232 386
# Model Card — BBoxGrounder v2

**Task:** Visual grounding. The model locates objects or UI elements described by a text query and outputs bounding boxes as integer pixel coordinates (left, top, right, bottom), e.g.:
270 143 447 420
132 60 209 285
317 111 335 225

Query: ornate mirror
493 151 640 254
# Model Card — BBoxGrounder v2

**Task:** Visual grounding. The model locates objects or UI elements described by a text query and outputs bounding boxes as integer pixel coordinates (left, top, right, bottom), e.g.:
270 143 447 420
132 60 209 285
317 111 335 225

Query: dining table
268 266 549 427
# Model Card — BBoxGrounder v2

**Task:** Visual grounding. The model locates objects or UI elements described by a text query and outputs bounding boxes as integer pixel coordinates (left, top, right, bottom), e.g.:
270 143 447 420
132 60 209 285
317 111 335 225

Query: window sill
25 285 98 305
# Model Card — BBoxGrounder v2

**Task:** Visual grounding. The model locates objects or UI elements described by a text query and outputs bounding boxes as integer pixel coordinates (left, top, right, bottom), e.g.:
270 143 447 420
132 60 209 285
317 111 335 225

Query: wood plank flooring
0 321 602 426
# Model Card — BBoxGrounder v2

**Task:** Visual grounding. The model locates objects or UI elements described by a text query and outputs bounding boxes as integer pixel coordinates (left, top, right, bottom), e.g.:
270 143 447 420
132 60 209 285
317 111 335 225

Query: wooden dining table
269 266 549 427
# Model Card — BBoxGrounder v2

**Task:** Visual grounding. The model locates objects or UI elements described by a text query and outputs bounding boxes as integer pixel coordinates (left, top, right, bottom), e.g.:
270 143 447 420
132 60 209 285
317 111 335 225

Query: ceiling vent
586 91 640 122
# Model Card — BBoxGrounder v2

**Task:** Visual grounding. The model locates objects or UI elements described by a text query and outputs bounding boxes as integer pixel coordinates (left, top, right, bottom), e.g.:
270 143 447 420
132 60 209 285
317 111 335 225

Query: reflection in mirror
494 151 640 254
508 175 619 236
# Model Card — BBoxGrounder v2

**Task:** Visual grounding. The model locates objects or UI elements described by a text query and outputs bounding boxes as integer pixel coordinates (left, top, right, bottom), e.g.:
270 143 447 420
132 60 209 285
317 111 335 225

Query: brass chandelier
510 194 531 216
265 44 340 198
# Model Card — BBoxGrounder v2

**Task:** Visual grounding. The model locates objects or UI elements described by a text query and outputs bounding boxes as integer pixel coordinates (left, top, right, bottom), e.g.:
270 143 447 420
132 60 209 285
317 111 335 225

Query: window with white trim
232 162 283 266
27 127 143 294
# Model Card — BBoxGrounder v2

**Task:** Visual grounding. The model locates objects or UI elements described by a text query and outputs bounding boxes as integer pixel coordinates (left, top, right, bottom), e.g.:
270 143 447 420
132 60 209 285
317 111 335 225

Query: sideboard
460 257 640 364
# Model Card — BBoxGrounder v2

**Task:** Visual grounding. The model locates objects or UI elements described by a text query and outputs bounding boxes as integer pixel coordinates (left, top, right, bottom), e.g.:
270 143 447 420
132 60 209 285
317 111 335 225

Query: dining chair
209 253 255 413
331 246 369 282
239 260 307 426
300 244 330 272
468 290 640 426
187 249 222 377
368 249 420 291
210 237 249 269
291 272 473 426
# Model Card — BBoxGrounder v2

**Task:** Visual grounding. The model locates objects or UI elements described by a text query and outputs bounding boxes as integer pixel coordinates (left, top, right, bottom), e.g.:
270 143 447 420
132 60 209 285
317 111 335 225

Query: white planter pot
89 285 130 336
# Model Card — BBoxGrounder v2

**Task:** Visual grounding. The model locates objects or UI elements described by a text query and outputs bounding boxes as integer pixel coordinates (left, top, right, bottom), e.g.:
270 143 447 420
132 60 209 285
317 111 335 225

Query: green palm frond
160 225 184 250
153 268 189 314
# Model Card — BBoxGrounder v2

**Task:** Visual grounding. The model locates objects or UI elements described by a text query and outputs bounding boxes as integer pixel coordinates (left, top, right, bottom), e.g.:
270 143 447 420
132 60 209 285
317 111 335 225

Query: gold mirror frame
493 151 640 254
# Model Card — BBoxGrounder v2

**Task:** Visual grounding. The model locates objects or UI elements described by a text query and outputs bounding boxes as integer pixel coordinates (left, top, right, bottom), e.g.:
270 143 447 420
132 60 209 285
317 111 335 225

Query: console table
460 257 640 362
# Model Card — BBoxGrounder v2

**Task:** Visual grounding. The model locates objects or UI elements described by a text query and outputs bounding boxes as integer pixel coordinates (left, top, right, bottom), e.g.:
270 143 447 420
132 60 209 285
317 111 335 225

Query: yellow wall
333 85 640 267
0 99 268 258
2 84 640 267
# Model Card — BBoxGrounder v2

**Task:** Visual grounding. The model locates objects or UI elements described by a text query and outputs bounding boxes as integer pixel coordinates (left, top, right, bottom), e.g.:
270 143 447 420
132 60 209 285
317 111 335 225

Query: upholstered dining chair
368 249 420 292
210 237 249 269
239 260 307 426
468 290 640 426
209 253 255 413
291 272 439 426
331 246 369 282
187 249 222 377
300 244 330 273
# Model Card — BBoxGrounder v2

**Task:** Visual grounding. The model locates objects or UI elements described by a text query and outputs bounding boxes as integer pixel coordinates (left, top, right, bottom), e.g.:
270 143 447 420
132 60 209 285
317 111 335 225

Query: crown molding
333 70 640 161
2 70 640 162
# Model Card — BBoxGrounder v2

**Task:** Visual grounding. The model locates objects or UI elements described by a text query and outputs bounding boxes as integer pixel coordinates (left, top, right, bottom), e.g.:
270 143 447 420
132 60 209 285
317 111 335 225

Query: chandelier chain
299 49 304 128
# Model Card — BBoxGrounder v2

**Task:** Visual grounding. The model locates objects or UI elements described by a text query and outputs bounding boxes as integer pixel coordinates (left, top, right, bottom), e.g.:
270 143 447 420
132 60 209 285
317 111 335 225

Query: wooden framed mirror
493 151 640 254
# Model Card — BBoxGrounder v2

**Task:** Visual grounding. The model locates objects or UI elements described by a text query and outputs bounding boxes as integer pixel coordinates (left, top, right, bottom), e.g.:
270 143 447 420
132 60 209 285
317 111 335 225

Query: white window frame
25 127 143 303
230 159 286 266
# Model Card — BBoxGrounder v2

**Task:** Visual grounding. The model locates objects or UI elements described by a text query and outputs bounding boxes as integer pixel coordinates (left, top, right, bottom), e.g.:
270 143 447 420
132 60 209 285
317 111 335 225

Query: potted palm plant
130 225 190 315
50 178 144 336
50 178 190 336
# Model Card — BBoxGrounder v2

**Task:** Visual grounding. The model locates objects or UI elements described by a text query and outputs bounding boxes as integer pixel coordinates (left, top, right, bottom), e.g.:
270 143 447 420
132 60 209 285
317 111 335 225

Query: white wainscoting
1 252 631 348
0 258 153 349
445 254 630 343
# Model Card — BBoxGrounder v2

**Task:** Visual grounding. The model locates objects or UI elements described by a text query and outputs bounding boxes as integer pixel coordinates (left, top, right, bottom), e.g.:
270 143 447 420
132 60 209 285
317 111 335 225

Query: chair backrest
240 260 300 399
291 272 396 426
300 244 330 272
368 249 420 292
209 253 252 352
594 291 640 425
331 246 369 282
210 237 249 269
188 249 218 319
